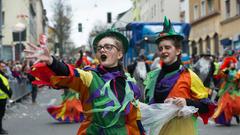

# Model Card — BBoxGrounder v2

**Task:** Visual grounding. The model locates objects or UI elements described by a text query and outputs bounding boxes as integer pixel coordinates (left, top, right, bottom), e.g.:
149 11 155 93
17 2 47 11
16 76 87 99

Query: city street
4 87 79 135
3 87 240 135
1 0 240 135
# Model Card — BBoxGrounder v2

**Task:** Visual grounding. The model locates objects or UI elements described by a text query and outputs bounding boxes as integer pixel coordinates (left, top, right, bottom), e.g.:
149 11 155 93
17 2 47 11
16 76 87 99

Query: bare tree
52 0 72 58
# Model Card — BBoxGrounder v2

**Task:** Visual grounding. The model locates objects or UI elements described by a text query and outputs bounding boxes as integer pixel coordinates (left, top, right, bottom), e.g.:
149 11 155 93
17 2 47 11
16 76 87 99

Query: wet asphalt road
3 87 240 135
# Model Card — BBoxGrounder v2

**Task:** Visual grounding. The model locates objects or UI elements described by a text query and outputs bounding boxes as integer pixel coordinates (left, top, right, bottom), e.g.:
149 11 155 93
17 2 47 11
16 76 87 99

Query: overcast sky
42 0 132 47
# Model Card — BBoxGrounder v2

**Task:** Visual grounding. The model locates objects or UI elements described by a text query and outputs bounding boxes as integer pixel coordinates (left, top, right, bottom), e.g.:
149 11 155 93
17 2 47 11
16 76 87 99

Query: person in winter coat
0 65 12 134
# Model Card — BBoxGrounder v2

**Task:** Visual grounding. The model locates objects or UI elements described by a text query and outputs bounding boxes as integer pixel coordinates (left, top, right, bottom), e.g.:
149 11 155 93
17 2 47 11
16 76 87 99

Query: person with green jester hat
23 29 145 135
144 16 216 135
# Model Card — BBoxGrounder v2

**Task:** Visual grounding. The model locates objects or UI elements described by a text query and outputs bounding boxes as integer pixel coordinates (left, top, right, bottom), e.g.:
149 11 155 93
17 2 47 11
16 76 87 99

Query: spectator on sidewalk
0 64 12 134
22 60 38 104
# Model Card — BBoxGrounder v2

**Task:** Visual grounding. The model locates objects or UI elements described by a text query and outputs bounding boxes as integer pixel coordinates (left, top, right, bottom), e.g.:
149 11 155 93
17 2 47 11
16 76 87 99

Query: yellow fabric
76 69 93 87
0 74 10 99
213 62 220 75
189 70 208 99
51 69 92 93
136 102 141 120
212 102 223 118
159 117 196 135
56 103 67 120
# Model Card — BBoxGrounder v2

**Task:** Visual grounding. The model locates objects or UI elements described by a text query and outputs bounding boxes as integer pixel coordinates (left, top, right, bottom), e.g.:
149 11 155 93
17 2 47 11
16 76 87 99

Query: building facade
132 0 182 22
1 0 47 61
220 0 240 51
189 0 240 57
180 0 190 23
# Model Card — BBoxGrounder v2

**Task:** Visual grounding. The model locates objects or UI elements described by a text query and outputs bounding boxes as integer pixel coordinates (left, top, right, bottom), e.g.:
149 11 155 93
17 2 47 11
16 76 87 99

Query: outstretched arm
24 43 69 75
24 43 53 65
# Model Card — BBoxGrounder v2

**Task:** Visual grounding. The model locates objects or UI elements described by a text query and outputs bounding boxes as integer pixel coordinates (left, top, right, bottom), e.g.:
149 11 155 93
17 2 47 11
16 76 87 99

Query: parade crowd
1 16 240 135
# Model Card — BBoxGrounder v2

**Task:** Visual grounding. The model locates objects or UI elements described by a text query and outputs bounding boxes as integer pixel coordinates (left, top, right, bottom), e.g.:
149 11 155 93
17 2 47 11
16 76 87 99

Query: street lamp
13 22 26 60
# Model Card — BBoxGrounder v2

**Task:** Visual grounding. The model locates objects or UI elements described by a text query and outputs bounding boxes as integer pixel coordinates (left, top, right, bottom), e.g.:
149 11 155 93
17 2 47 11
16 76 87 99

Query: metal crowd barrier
8 78 32 104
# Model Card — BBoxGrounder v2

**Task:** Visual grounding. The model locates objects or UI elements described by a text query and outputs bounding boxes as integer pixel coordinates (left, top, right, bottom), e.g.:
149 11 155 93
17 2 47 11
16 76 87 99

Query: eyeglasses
96 43 120 52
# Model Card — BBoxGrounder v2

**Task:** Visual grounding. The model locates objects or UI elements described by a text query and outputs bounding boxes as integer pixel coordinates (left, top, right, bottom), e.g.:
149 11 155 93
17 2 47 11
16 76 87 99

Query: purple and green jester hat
156 16 184 44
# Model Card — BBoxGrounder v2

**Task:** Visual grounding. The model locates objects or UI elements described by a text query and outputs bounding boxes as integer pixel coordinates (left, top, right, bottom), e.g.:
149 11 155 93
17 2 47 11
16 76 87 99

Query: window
207 0 214 13
1 11 4 26
194 5 199 19
199 39 203 54
237 0 240 15
191 41 197 55
234 40 240 50
225 0 230 18
201 0 206 16
180 11 185 22
2 46 13 60
206 36 211 54
213 34 219 56
29 3 37 40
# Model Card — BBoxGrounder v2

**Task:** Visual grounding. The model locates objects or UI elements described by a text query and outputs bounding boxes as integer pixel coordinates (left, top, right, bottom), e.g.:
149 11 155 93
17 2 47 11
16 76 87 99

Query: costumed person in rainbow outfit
144 16 215 135
24 29 145 135
213 50 240 125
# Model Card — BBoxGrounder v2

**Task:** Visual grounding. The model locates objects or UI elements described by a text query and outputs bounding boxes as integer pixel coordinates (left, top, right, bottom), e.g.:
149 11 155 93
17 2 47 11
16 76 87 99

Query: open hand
24 43 53 65
164 97 186 107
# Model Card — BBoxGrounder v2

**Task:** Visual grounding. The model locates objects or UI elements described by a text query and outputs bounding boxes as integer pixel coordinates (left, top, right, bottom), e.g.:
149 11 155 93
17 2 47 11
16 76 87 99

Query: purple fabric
82 66 96 71
215 112 230 126
128 81 141 99
86 88 101 103
84 65 122 81
102 100 115 117
79 113 85 122
85 66 123 103
153 67 185 103
149 98 155 104
84 65 139 119
101 71 122 82
124 103 131 115
156 67 184 93
200 98 215 105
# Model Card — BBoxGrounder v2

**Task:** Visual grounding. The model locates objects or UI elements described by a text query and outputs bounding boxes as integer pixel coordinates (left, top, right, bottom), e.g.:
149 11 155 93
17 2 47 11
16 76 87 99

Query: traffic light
78 23 82 32
107 12 112 23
